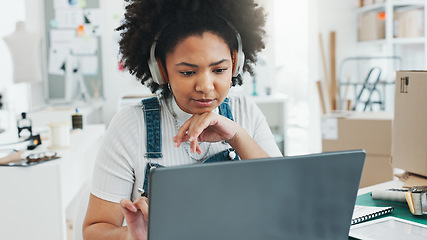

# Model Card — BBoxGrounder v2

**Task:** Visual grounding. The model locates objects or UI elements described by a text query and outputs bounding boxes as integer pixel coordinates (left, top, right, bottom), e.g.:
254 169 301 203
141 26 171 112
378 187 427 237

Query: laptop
148 150 365 240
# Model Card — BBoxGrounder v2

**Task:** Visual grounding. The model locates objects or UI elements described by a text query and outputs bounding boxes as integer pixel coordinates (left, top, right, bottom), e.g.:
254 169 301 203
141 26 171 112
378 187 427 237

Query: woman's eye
180 71 195 76
214 68 227 74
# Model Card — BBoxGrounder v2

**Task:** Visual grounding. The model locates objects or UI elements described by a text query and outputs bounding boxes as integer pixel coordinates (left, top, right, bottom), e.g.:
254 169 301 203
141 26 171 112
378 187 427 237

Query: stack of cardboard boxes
322 112 393 188
322 71 427 188
357 2 424 41
395 8 424 38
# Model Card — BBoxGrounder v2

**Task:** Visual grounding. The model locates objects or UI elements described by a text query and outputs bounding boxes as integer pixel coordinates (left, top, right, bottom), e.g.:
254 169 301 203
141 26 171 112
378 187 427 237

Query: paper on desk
352 205 392 220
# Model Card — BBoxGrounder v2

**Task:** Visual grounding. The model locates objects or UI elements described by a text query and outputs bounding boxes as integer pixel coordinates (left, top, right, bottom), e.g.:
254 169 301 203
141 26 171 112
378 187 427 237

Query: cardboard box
358 11 385 41
359 155 392 188
322 112 393 188
395 9 424 38
392 71 427 177
362 0 374 6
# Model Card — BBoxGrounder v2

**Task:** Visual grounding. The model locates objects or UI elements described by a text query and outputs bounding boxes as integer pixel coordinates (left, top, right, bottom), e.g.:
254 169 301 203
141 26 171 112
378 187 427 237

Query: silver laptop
148 150 365 240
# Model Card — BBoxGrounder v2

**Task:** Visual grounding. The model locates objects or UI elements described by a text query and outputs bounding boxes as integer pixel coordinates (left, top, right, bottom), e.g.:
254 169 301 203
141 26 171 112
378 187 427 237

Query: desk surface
356 180 427 224
358 179 404 196
0 124 105 240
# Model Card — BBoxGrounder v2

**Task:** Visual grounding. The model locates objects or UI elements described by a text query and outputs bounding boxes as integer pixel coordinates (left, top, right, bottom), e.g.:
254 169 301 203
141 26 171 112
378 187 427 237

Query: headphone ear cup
232 49 244 77
148 56 163 85
156 58 169 83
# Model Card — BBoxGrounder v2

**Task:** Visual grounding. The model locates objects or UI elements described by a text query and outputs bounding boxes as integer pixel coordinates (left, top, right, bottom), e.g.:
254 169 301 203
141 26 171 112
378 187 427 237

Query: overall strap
218 97 234 121
141 97 162 158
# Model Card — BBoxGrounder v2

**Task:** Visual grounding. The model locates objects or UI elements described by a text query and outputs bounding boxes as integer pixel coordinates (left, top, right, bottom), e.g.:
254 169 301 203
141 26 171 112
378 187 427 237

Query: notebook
351 205 394 225
148 150 365 240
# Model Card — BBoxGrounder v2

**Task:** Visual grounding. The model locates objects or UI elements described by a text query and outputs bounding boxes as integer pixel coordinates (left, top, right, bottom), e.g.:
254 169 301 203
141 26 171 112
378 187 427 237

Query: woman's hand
120 197 149 240
173 112 240 154
173 112 269 160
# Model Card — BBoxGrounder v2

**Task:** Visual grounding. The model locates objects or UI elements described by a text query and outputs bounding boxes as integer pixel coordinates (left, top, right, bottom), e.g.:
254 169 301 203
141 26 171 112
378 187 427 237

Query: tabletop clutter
0 108 84 166
371 176 427 216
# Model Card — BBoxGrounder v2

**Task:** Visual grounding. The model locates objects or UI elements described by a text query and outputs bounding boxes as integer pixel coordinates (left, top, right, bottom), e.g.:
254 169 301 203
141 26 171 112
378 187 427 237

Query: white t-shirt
91 95 282 203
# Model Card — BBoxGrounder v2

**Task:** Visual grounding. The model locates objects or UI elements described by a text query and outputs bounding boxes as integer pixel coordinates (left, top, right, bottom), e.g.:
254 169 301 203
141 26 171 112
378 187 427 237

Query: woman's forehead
167 32 231 61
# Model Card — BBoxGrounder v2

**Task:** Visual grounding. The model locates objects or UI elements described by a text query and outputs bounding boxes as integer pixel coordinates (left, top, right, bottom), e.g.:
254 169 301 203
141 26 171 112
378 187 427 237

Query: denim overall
140 97 240 197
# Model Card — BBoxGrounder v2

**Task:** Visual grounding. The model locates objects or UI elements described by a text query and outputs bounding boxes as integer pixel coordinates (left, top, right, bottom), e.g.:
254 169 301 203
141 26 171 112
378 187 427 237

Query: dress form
3 21 43 83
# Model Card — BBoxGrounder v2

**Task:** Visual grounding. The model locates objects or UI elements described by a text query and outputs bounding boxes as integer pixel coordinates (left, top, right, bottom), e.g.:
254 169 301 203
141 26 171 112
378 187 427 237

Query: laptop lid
148 150 365 240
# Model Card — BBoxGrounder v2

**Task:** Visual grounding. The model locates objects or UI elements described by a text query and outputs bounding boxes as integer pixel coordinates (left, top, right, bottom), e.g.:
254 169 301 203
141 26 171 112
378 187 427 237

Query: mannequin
3 21 43 83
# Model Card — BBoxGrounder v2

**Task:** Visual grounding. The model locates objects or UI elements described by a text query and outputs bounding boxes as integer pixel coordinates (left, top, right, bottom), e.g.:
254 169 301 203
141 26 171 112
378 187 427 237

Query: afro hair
117 0 267 96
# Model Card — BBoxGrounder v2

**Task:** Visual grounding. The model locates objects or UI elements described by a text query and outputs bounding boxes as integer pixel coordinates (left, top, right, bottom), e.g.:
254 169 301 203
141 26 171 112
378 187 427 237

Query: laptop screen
148 150 365 240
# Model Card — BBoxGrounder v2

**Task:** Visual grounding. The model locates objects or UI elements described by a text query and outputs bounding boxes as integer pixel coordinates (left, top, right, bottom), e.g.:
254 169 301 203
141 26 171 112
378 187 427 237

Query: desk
0 124 105 240
351 180 427 239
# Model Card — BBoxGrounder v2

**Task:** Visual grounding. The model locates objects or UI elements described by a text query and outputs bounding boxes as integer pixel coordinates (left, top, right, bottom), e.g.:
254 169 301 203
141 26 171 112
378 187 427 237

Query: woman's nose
195 71 214 93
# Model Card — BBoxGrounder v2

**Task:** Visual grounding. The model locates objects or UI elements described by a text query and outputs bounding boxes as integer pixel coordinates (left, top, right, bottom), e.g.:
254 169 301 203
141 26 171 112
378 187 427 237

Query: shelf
357 37 426 45
356 0 425 14
356 2 386 14
392 37 426 44
358 39 387 45
391 0 425 7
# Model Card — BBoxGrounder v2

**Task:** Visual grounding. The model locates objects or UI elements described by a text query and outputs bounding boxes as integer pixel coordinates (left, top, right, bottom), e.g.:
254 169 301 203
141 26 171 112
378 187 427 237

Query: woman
83 0 282 239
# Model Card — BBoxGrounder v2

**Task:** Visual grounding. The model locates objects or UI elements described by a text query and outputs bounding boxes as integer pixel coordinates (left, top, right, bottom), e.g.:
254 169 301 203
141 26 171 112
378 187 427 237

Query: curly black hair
117 0 267 97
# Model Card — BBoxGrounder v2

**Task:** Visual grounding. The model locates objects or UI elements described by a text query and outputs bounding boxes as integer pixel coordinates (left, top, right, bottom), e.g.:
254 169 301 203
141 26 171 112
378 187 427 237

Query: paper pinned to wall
55 8 84 28
80 56 98 75
50 29 76 44
71 37 98 55
48 45 69 75
83 9 102 36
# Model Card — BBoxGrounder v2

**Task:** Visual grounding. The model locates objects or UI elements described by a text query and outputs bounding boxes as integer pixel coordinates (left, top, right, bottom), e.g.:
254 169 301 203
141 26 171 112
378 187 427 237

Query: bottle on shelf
72 108 83 129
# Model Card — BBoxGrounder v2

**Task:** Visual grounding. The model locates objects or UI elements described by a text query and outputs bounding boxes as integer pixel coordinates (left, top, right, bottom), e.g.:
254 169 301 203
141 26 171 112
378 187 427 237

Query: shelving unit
340 1 427 111
356 0 427 69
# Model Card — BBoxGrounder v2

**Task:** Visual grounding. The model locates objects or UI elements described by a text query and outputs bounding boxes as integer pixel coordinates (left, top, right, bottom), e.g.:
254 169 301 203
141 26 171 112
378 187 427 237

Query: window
271 0 319 155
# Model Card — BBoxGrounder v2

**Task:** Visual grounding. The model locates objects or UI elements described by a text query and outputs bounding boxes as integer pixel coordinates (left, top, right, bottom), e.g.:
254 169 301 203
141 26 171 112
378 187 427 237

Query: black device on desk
147 150 365 240
17 112 32 138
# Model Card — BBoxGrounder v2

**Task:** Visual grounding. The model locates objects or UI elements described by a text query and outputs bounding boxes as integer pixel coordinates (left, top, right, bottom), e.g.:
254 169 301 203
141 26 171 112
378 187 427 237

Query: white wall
99 0 152 125
313 0 360 152
317 0 359 83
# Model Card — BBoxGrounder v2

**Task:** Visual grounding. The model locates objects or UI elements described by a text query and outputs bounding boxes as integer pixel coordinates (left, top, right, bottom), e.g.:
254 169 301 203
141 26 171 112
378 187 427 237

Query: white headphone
147 19 245 85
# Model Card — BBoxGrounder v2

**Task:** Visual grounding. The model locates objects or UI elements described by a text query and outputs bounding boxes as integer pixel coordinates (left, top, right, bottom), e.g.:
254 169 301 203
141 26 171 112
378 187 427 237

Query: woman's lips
192 98 215 107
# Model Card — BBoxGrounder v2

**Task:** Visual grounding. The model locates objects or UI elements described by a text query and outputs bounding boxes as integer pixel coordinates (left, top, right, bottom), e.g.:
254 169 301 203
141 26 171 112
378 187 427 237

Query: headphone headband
148 17 245 85
148 35 163 85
